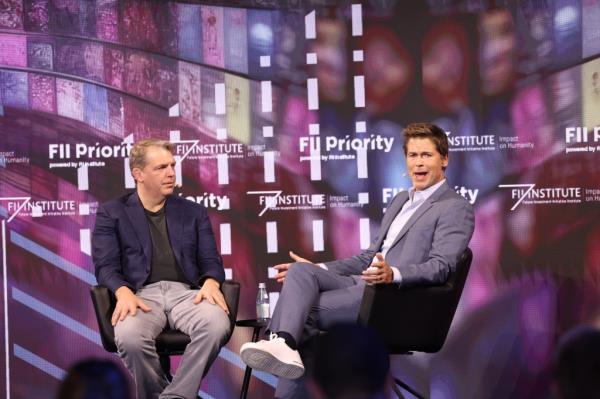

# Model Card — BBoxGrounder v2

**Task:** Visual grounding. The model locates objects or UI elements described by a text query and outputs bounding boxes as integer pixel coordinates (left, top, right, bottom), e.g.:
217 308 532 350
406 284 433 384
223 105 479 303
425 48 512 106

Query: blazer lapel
165 197 184 267
388 182 450 250
375 191 409 249
125 192 152 266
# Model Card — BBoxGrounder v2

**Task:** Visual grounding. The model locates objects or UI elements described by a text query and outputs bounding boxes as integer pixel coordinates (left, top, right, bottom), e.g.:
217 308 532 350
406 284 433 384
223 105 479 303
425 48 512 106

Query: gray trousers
114 281 230 399
268 263 366 399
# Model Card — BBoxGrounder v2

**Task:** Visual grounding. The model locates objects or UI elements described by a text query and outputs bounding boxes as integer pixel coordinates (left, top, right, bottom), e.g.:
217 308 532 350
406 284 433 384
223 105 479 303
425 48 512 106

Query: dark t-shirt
144 207 188 285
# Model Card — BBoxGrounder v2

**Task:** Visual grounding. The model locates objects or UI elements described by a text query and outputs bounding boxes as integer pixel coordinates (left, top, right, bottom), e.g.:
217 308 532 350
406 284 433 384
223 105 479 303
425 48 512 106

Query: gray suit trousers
268 262 366 399
114 281 230 399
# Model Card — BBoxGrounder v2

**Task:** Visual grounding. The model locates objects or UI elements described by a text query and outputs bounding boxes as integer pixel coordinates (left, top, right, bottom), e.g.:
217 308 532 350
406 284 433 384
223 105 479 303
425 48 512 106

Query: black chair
358 248 473 399
90 280 240 379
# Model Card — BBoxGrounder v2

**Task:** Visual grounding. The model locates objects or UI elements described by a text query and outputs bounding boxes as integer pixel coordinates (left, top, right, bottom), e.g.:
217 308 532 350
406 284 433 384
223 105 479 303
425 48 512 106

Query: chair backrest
90 285 118 352
357 248 473 354
90 280 241 354
221 280 241 333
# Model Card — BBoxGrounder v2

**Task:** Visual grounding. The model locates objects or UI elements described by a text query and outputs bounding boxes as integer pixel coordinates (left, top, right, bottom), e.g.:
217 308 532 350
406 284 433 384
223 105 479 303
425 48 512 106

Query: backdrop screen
1 1 599 398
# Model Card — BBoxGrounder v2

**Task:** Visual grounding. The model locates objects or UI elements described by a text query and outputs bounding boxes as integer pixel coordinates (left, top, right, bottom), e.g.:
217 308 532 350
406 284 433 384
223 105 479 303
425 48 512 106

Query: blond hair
129 139 174 172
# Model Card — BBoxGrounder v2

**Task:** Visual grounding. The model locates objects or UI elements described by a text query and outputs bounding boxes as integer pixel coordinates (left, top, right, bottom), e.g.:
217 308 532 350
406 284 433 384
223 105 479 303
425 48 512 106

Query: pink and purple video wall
1 0 600 398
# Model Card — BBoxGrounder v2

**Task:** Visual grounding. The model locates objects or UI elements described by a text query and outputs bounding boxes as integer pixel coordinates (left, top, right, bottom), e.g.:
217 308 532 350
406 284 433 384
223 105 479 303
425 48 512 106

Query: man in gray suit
240 122 475 398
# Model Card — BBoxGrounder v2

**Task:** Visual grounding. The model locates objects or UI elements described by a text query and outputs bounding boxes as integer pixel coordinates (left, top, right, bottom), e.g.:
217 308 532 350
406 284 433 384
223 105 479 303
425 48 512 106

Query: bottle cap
258 282 266 288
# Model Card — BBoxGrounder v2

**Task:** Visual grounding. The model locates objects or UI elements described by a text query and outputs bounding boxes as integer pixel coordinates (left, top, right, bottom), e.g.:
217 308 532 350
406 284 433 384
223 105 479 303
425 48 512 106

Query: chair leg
159 354 172 381
393 377 427 399
392 381 406 399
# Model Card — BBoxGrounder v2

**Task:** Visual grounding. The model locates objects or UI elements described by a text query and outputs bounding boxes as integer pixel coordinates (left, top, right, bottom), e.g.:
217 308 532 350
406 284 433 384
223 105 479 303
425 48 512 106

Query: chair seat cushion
156 330 190 354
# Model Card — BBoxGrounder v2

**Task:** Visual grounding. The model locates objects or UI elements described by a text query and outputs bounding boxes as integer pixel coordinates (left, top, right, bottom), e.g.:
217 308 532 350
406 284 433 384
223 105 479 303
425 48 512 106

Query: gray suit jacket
325 181 474 287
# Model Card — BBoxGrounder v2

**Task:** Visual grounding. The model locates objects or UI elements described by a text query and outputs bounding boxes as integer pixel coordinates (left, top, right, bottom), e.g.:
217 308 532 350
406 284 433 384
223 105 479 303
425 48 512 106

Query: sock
276 331 297 350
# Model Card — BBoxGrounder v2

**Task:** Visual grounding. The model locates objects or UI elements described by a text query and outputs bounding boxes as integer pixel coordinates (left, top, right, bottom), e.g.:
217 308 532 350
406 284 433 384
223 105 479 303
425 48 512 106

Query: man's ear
131 168 142 183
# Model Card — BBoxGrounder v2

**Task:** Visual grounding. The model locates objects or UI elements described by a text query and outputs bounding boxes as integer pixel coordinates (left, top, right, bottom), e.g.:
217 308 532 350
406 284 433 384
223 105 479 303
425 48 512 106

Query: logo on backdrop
0 150 30 166
298 134 394 162
496 135 534 150
455 186 479 204
4 198 98 217
564 126 600 154
499 184 582 210
465 129 537 151
247 144 272 158
173 141 245 160
179 192 230 210
47 141 132 169
583 188 600 203
247 190 326 216
329 193 369 209
447 131 496 152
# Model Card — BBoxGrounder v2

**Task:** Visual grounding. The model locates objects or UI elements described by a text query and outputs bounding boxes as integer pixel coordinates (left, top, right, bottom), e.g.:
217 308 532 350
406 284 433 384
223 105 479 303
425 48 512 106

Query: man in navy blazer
92 139 230 399
240 123 475 398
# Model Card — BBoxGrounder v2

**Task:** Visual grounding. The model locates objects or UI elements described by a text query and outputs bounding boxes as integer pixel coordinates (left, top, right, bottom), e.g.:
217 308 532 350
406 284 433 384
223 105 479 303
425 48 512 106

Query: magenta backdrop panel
0 1 599 399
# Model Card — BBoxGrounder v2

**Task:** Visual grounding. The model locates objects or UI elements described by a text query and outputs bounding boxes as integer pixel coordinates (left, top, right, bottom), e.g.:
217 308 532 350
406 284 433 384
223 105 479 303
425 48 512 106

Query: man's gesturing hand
272 251 313 283
112 286 152 326
361 253 393 284
193 278 229 314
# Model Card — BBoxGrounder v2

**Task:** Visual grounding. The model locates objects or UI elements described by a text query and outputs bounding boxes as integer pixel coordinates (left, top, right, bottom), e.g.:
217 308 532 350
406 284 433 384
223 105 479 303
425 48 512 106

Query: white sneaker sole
240 347 304 379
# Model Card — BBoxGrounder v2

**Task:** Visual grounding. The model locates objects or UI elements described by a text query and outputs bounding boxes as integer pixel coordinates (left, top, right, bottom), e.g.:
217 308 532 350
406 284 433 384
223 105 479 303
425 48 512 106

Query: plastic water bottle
256 282 270 320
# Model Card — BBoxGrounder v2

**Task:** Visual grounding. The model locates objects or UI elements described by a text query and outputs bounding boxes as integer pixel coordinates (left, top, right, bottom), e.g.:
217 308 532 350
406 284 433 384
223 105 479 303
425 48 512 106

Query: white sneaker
240 333 305 379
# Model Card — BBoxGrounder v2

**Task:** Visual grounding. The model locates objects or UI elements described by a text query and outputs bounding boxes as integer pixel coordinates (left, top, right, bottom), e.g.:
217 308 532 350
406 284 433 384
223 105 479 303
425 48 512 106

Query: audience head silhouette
309 323 390 399
553 325 600 399
56 358 131 399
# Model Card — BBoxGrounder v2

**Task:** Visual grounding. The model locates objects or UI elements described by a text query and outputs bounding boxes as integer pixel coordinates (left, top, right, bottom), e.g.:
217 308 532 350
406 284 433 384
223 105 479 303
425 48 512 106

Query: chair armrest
90 286 118 353
221 280 240 339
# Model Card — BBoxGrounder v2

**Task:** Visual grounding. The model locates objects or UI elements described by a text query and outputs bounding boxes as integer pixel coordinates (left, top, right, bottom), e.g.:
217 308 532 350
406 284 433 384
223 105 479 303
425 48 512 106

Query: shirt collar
408 179 446 203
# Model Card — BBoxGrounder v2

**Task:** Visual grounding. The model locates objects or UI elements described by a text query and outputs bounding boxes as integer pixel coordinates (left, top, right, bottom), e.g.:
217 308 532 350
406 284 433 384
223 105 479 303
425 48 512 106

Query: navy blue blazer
92 192 225 293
